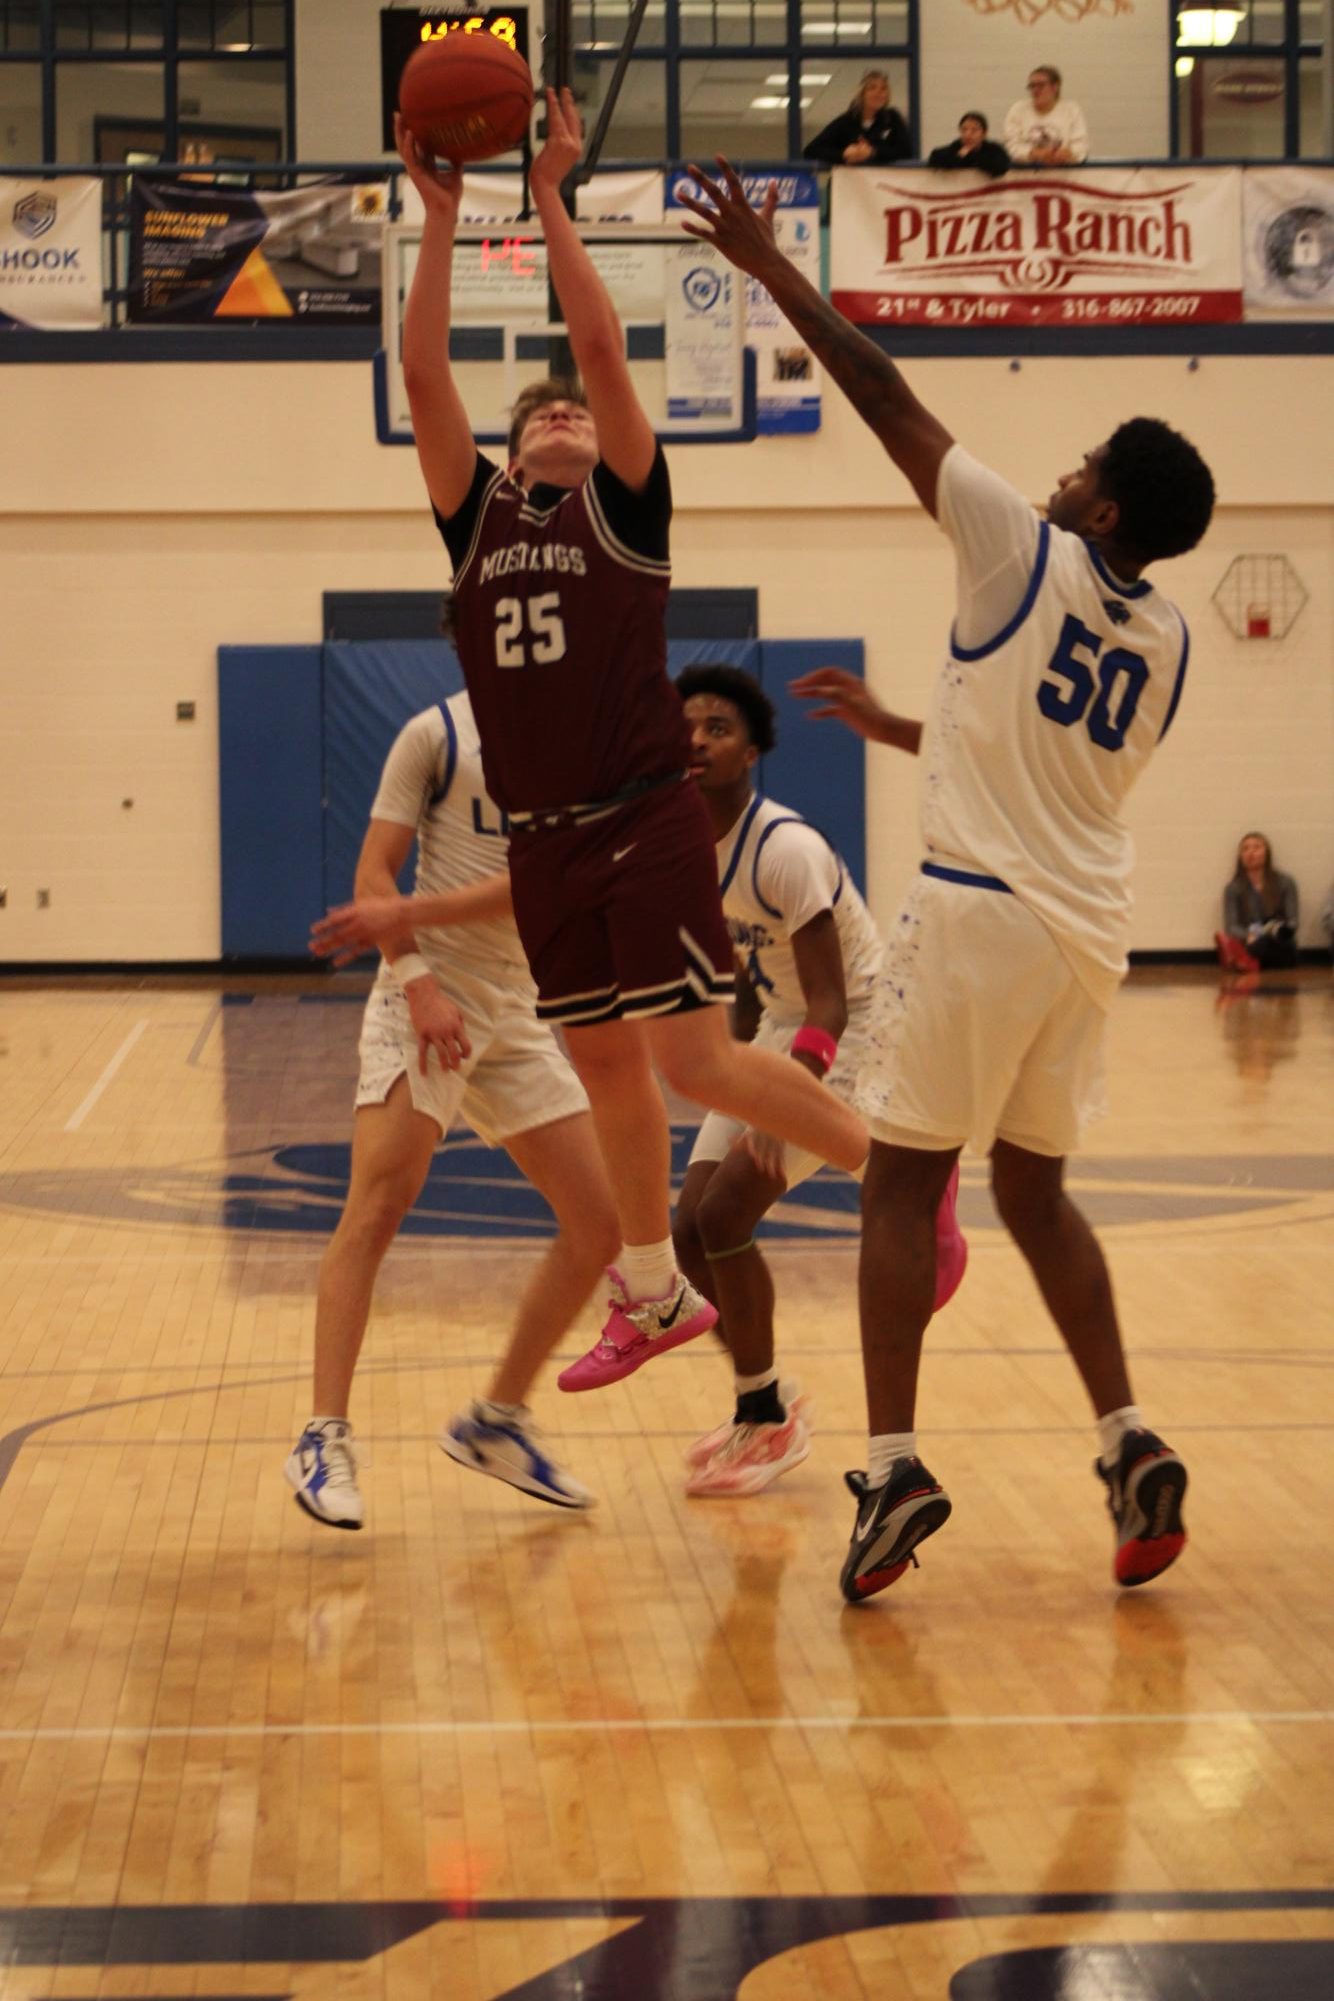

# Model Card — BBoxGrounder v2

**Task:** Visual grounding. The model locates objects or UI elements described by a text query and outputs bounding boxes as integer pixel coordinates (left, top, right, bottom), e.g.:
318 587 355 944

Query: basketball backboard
375 220 757 447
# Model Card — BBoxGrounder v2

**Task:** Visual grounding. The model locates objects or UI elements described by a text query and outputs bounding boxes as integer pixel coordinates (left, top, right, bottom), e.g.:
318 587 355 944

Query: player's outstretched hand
394 110 463 221
310 894 414 968
531 87 583 195
790 668 893 740
741 1127 787 1183
404 978 472 1074
677 158 779 278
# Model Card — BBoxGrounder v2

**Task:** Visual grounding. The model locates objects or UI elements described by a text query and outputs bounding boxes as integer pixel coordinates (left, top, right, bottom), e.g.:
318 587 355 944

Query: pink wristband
791 1025 838 1074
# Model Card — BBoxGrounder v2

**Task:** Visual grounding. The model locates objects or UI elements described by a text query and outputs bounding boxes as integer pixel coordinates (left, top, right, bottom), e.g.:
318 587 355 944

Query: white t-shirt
715 793 883 1028
922 445 1190 1008
369 691 532 985
1003 95 1088 163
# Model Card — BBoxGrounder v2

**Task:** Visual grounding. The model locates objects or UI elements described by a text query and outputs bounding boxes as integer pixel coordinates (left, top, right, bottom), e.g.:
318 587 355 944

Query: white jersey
923 445 1190 1008
369 692 531 987
715 793 883 1028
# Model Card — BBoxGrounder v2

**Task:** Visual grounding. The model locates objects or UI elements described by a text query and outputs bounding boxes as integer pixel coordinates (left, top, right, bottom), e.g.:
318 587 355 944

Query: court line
62 1020 149 1131
16 1422 1334 1447
2 1710 1330 1744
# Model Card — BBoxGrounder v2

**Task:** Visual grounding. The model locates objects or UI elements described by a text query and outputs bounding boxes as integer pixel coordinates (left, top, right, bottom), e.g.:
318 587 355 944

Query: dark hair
676 664 777 755
507 375 589 460
1231 830 1284 915
1098 417 1216 564
1030 64 1061 89
959 110 989 133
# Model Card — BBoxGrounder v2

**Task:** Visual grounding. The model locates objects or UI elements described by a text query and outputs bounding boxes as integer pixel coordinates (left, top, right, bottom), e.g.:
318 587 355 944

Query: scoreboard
380 7 531 150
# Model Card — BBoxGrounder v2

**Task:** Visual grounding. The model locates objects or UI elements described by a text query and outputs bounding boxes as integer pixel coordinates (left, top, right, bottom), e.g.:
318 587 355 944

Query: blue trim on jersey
950 520 1051 663
751 815 808 920
1086 541 1151 601
921 860 1014 894
430 701 459 808
718 793 764 900
1159 613 1190 742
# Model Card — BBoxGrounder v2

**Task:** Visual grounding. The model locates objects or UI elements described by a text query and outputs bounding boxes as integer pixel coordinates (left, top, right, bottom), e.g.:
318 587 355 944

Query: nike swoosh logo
613 843 637 862
656 1291 685 1331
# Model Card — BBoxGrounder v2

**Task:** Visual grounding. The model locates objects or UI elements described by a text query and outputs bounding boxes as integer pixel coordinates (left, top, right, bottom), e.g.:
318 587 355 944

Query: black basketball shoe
1097 1428 1188 1587
839 1457 952 1604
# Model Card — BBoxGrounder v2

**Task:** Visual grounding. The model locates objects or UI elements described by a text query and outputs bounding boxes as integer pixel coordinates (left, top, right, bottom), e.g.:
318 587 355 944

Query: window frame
1168 0 1326 161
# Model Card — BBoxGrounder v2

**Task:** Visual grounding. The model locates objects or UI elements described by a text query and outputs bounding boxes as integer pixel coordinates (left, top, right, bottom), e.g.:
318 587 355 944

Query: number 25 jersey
924 445 1191 1009
437 445 690 818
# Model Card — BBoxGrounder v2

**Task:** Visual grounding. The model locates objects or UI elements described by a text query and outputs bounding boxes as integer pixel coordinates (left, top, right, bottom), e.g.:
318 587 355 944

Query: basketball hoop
964 0 1134 23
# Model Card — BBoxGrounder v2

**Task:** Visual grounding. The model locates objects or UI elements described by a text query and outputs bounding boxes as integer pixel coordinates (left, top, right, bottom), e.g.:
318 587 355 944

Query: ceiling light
1175 55 1196 75
1177 8 1245 47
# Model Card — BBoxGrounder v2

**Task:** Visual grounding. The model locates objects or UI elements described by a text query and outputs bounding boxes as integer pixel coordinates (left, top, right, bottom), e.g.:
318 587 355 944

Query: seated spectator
1003 65 1088 165
928 112 1010 178
804 71 912 168
1216 831 1300 972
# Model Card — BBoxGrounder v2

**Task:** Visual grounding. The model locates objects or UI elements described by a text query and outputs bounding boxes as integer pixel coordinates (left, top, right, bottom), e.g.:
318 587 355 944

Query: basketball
398 34 534 165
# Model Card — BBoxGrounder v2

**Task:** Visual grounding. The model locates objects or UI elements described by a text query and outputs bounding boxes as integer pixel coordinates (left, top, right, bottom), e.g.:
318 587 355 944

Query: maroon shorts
507 777 735 1027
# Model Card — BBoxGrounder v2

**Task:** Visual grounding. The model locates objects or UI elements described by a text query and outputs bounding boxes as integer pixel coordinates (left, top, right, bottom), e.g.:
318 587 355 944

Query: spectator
1216 831 1300 972
1321 881 1334 964
804 71 912 168
928 111 1010 178
1003 64 1088 166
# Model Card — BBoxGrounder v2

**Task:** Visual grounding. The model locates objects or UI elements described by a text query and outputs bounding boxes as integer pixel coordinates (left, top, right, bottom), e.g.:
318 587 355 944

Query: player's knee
672 1199 704 1269
990 1148 1061 1239
342 1177 416 1249
694 1181 766 1254
654 1037 721 1104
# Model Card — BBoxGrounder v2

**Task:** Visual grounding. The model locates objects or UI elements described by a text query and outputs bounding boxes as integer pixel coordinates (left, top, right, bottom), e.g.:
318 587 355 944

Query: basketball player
679 159 1215 1599
392 94 866 1397
287 686 619 1528
671 665 966 1497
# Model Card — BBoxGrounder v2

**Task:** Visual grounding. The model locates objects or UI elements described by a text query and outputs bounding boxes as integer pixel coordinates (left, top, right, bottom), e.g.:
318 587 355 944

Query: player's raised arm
529 88 658 492
678 159 953 517
396 112 481 521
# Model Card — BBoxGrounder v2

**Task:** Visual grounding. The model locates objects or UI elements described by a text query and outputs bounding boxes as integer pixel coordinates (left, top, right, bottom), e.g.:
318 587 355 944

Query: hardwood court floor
0 968 1331 1999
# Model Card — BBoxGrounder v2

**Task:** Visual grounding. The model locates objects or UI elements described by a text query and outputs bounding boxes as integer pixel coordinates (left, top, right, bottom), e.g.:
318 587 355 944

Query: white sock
477 1397 524 1423
1098 1404 1145 1467
868 1431 917 1488
619 1238 676 1301
734 1367 779 1396
307 1414 349 1435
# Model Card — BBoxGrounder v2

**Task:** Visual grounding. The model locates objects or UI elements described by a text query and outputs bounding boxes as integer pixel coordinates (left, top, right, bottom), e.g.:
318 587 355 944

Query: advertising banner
831 166 1244 329
1243 167 1334 319
0 176 103 330
667 167 821 433
128 178 388 324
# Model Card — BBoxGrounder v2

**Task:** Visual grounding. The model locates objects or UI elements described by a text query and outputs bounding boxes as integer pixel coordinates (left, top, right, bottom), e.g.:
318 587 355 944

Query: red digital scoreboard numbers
380 7 531 150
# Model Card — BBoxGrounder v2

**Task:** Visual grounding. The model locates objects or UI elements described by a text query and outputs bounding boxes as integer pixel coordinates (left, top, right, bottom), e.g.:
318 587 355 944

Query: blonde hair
851 70 891 118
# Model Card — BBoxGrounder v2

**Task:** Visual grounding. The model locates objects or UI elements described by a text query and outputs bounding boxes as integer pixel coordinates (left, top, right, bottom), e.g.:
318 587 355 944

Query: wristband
791 1025 838 1074
389 953 432 990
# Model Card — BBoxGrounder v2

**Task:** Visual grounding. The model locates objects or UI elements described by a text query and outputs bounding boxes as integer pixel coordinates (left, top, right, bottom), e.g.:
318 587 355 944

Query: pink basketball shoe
557 1269 718 1392
933 1162 968 1313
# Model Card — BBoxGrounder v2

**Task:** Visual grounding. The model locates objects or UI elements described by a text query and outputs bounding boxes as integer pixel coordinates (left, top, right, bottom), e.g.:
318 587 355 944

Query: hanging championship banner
1243 167 1334 319
831 166 1243 328
0 177 103 329
128 177 387 324
667 168 821 433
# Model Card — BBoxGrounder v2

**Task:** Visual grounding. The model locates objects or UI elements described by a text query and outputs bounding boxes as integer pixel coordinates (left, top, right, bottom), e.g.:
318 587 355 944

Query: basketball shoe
839 1457 952 1603
685 1379 812 1468
441 1402 594 1509
934 1162 968 1312
1097 1429 1188 1586
557 1269 718 1391
284 1419 363 1530
686 1408 812 1498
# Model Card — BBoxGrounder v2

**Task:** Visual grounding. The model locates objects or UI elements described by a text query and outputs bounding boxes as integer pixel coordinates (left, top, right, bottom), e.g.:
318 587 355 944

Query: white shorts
861 873 1109 1158
355 962 588 1146
687 1008 876 1191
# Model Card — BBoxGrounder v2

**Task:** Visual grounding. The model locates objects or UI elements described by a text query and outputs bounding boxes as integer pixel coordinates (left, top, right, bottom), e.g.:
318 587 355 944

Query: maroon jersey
437 445 690 816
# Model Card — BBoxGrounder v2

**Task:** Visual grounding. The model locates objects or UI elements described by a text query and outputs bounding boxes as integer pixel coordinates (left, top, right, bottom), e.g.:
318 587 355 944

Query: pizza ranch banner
831 167 1243 329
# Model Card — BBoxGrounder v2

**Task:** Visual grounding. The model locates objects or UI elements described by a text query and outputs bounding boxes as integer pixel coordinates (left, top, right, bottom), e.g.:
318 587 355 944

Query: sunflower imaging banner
831 166 1243 329
128 178 387 324
0 176 103 329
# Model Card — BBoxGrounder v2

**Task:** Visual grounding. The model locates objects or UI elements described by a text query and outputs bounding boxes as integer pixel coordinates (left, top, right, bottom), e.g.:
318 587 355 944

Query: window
1172 0 1325 159
575 0 915 162
6 0 291 162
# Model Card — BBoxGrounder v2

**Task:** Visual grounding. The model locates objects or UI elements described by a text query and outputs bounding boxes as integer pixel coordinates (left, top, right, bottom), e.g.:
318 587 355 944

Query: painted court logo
13 189 56 241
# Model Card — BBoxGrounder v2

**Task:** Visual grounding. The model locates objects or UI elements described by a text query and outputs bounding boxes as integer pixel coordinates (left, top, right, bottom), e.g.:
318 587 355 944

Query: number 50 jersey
923 445 1192 1009
437 445 691 819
